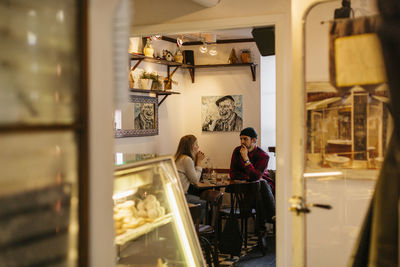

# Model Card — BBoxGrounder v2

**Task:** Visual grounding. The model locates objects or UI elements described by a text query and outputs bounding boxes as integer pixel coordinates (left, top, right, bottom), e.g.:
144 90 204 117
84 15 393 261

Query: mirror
304 0 390 170
114 95 158 138
301 2 387 267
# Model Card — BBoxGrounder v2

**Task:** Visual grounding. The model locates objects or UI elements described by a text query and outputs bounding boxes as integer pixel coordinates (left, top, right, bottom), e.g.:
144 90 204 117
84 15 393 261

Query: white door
290 0 386 266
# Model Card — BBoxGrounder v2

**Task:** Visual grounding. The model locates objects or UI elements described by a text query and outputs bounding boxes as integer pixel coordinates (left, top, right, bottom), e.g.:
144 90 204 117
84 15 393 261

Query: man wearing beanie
229 127 275 228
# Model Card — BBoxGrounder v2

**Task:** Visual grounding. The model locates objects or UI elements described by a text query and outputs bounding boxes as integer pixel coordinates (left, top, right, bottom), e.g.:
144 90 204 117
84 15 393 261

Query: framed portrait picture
201 95 243 132
115 95 158 138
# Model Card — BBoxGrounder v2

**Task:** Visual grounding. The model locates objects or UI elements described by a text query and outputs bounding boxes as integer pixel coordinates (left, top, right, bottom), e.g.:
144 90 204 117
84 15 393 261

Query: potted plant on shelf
139 71 161 90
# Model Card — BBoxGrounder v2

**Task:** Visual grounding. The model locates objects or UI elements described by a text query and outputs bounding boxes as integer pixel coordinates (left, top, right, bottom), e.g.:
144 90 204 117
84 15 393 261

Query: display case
113 156 205 267
114 152 158 166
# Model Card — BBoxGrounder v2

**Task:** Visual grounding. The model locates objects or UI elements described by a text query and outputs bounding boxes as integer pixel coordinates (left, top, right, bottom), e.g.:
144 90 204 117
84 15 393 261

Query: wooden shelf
181 63 257 82
129 54 190 105
129 88 180 106
129 54 193 68
129 88 180 95
189 63 256 68
129 53 256 86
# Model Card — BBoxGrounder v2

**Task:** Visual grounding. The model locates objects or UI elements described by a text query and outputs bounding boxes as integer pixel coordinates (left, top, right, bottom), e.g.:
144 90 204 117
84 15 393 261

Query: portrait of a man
134 103 155 130
202 95 243 132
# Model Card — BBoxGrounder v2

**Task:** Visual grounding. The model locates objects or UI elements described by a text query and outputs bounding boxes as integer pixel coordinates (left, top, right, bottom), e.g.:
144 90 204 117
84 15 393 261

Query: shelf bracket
130 58 144 72
166 65 180 90
250 64 256 81
187 67 195 83
167 65 181 79
158 95 169 106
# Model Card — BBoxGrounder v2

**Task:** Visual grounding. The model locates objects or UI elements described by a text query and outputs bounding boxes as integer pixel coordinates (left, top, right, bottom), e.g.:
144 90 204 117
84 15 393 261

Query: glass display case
114 152 158 166
113 156 205 267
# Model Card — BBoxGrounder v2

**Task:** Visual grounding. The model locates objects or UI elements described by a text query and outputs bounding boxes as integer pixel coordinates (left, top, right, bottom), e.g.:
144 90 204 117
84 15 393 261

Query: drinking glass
216 173 222 184
211 170 217 184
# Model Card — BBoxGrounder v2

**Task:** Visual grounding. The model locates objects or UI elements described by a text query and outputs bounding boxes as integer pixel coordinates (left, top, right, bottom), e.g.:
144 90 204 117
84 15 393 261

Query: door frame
291 0 341 266
131 13 293 267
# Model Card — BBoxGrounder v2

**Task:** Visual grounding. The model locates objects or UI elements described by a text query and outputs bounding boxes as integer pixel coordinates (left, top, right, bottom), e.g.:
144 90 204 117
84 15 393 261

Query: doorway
122 24 280 266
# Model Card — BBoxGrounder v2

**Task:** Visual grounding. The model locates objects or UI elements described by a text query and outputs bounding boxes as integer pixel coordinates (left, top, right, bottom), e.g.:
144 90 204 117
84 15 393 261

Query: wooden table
195 180 230 190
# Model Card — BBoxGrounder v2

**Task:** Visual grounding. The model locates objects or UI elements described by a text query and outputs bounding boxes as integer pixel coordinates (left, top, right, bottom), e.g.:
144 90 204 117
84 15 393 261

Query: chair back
199 190 224 266
200 190 224 227
225 181 260 218
189 203 202 234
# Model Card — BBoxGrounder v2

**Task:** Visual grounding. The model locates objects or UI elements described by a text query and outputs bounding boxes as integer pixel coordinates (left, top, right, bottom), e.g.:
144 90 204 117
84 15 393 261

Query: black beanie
240 127 257 139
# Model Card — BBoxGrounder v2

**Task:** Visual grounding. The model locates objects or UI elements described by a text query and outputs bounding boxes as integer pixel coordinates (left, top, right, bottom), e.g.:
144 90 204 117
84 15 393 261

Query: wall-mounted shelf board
129 53 257 83
129 88 180 106
181 63 257 82
129 54 192 68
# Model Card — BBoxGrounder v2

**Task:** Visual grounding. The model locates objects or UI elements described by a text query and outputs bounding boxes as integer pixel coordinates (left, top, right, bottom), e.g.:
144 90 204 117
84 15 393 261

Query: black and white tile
218 233 259 266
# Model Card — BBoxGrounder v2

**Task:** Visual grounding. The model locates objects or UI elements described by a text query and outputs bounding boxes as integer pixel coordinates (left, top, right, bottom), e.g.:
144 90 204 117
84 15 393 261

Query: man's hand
240 145 249 162
203 115 213 126
202 115 214 131
196 151 205 166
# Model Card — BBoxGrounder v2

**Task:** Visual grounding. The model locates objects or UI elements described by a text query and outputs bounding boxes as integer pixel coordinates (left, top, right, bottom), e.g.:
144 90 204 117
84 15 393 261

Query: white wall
115 40 186 156
182 42 262 168
261 55 276 169
115 40 273 169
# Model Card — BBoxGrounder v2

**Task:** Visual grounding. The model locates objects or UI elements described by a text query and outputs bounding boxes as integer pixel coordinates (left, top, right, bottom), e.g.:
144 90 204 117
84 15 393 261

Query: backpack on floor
219 211 242 256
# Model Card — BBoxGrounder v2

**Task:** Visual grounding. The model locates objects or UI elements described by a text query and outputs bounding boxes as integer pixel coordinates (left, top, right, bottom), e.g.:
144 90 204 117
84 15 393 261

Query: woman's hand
196 151 205 166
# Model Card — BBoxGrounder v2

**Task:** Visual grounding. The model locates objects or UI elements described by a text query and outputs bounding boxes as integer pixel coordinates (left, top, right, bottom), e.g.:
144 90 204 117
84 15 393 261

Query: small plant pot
139 79 153 90
151 81 161 90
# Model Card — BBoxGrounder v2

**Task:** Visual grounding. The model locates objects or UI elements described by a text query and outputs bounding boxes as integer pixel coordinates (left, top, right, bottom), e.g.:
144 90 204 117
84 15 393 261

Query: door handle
310 203 332 209
289 196 332 215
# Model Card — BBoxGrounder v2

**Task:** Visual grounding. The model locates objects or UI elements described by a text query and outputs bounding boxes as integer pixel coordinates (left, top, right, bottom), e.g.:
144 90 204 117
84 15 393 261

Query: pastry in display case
113 156 205 267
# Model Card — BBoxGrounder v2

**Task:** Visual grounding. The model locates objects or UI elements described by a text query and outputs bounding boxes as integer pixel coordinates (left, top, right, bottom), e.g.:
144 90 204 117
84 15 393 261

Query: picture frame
115 95 158 138
201 95 243 132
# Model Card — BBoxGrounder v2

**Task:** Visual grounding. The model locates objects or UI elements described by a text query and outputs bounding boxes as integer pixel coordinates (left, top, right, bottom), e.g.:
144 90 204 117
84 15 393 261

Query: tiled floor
233 236 276 267
218 234 260 266
210 233 276 267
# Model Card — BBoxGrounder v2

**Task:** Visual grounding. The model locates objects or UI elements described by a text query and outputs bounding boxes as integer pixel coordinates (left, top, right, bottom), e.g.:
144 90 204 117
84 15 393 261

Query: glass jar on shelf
174 49 183 63
241 49 252 63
